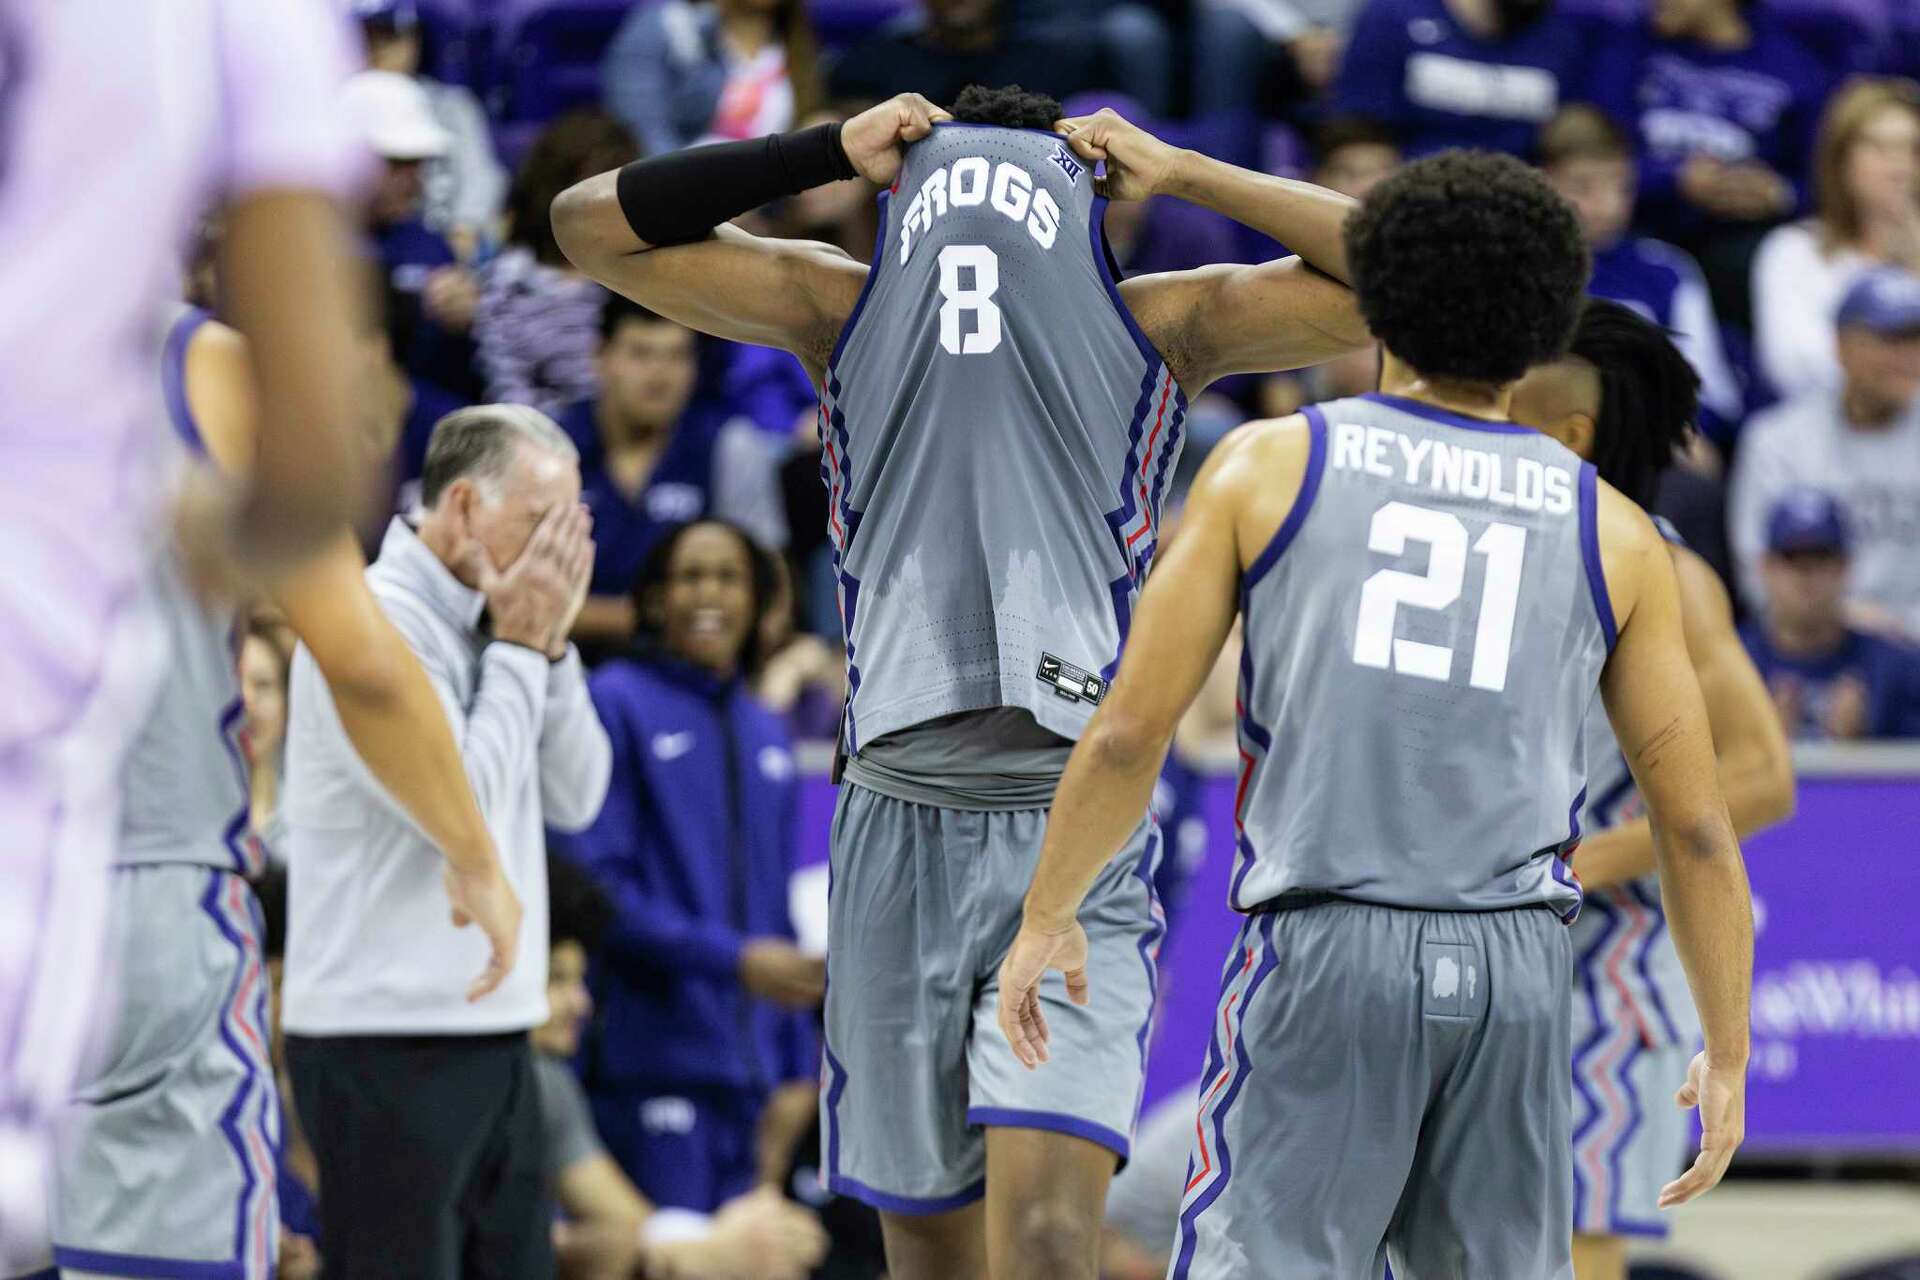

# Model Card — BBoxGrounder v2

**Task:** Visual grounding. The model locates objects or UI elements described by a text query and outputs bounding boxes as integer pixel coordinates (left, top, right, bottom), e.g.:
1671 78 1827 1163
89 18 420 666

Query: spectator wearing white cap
1730 268 1920 635
1740 488 1920 740
353 0 507 258
342 67 485 401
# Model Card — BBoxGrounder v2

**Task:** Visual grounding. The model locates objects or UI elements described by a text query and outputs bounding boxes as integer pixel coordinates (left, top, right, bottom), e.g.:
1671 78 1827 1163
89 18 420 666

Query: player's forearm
220 192 368 568
1161 150 1356 285
1570 824 1656 891
1025 709 1169 929
554 124 855 268
1653 808 1754 1066
1577 743 1793 891
317 634 501 877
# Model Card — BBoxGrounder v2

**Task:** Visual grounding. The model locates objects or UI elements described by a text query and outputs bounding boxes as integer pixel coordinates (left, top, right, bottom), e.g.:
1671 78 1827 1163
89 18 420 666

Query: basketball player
26 304 522 1280
552 88 1368 1276
998 152 1755 1279
1507 300 1795 1280
0 5 375 1261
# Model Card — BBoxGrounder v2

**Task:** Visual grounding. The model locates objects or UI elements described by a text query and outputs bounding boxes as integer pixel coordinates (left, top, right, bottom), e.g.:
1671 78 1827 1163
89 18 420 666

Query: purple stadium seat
804 0 912 50
495 0 634 124
416 0 498 93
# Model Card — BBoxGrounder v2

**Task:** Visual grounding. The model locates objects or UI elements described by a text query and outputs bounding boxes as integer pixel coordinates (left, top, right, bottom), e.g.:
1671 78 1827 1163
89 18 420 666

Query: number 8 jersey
821 123 1188 755
1233 394 1612 921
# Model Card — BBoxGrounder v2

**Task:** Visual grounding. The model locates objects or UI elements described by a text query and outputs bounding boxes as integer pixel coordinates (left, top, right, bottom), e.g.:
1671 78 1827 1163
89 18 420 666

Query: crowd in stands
316 0 1920 752
217 1 1920 1273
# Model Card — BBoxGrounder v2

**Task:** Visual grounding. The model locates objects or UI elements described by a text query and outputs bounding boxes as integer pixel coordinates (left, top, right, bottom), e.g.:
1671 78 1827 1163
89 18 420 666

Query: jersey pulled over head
821 86 1189 753
1232 151 1604 919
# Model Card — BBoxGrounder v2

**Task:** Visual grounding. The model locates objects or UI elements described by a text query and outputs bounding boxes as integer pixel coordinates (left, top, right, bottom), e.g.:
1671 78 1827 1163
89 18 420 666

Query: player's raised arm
996 419 1310 1067
1055 108 1371 389
1595 485 1754 1209
551 94 949 369
1575 544 1795 889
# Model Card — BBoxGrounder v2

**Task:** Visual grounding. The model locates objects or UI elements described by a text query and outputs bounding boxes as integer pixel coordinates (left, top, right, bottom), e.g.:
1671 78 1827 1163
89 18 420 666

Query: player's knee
1003 1197 1099 1280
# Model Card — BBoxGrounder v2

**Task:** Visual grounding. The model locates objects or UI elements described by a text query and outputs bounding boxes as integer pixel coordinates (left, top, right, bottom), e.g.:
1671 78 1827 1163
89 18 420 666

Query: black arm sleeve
616 123 858 248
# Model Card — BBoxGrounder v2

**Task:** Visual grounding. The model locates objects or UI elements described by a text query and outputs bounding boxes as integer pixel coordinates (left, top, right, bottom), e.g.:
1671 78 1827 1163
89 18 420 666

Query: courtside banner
792 745 1920 1153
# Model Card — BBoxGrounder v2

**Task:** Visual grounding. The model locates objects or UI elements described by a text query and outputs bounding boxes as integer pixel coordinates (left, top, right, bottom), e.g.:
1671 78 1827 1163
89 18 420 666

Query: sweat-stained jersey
818 123 1189 754
1231 393 1614 918
117 306 256 875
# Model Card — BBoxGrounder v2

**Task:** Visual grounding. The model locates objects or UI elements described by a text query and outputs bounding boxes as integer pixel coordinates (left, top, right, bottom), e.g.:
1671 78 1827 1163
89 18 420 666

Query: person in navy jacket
1332 0 1634 158
560 519 825 1214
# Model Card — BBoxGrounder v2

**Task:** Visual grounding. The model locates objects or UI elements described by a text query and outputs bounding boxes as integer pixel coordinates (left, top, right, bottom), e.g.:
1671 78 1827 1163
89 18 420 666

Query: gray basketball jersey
1570 518 1699 1045
820 123 1186 753
117 305 256 874
1232 394 1613 917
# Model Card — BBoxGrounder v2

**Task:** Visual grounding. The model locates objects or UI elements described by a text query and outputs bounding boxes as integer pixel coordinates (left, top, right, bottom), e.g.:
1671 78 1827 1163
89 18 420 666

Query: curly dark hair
949 84 1063 130
1345 150 1589 386
1571 299 1699 508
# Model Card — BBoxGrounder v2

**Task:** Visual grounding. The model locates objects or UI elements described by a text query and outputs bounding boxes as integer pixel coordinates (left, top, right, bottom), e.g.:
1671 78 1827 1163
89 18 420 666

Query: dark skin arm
1058 109 1370 390
1575 542 1794 889
551 98 1368 391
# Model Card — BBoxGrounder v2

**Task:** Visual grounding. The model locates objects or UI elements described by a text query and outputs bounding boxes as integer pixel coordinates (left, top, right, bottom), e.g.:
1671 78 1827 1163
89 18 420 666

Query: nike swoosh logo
651 731 696 762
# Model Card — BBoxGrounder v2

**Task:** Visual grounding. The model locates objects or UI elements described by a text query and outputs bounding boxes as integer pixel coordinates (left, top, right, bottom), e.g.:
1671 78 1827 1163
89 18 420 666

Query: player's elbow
551 175 625 269
1657 806 1740 868
1083 705 1170 775
1751 747 1797 830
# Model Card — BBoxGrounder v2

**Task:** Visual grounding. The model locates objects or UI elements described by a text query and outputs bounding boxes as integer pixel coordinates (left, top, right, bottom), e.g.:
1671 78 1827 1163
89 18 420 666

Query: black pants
288 1032 554 1280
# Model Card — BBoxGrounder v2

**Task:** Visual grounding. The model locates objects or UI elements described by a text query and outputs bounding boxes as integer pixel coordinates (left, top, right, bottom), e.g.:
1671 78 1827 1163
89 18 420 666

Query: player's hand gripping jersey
821 124 1189 754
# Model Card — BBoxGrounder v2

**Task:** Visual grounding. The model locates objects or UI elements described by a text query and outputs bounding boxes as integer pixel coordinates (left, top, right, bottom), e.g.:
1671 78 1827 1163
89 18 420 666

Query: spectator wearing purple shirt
1539 105 1744 440
1625 0 1833 319
1740 489 1920 739
1331 0 1633 158
569 299 787 654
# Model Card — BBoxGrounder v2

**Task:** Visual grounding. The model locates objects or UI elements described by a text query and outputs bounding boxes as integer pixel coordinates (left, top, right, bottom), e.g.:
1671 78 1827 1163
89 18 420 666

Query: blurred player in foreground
20 303 518 1280
998 151 1755 1279
0 1 385 1264
551 86 1368 1278
1508 299 1796 1279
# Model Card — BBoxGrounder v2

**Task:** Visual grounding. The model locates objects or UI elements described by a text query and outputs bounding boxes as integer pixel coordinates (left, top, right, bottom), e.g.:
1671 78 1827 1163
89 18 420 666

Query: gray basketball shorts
1570 987 1696 1240
52 863 280 1280
1172 899 1574 1280
820 783 1163 1214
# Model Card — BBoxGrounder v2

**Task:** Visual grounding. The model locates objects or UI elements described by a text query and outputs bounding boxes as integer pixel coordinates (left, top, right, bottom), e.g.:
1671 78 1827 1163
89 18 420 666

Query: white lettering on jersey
1331 421 1575 516
900 160 1064 262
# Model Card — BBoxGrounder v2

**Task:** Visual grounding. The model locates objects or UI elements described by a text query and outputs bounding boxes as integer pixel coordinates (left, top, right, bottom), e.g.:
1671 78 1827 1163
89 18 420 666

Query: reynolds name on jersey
1329 420 1575 516
899 157 1063 262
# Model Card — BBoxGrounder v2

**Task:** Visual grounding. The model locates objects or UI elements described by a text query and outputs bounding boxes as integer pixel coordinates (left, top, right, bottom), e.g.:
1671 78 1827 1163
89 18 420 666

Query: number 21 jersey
1233 394 1613 920
821 123 1187 755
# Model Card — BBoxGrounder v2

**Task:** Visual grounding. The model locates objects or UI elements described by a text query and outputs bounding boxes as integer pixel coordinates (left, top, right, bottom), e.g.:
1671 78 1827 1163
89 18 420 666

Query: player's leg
1385 905 1575 1280
1572 1031 1697 1280
969 813 1161 1279
877 1202 988 1280
50 867 278 1280
1173 905 1422 1279
0 596 165 1277
821 787 989 1269
982 1127 1116 1280
1572 1232 1630 1280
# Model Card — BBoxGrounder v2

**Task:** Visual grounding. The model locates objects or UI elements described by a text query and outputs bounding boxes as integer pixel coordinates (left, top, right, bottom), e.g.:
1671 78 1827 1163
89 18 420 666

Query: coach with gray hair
283 403 612 1279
